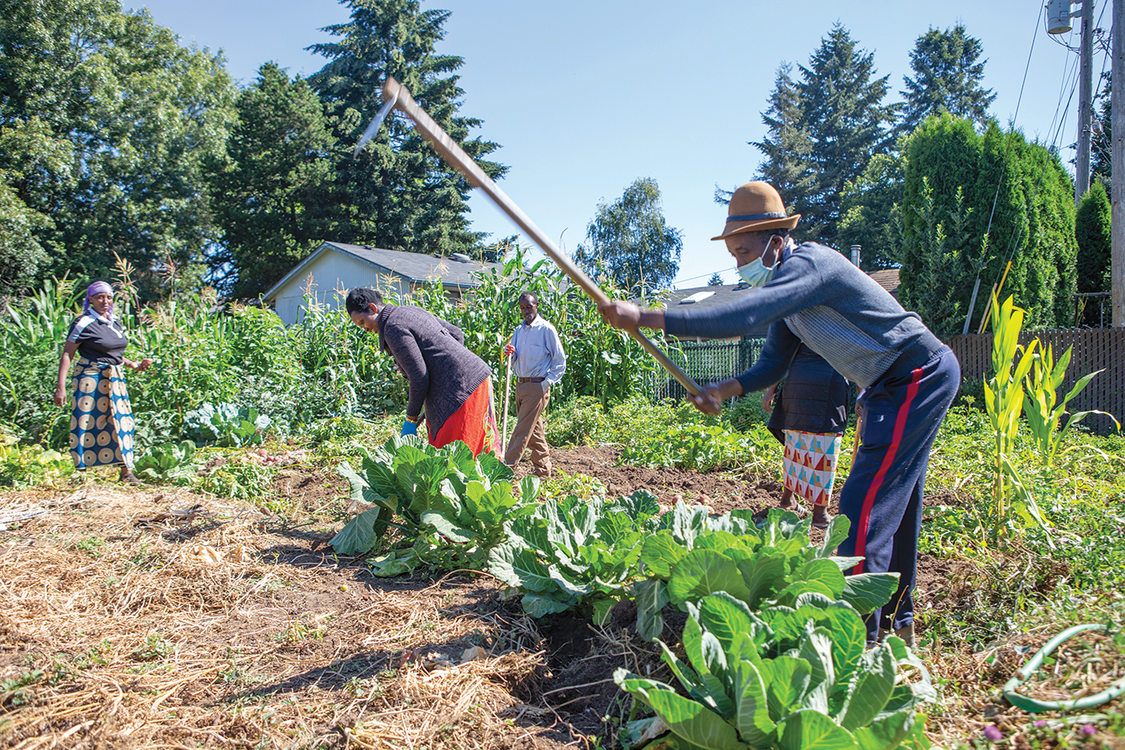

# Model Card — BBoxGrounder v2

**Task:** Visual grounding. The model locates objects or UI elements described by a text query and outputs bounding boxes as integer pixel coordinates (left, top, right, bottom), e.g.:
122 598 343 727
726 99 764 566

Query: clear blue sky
129 0 1108 288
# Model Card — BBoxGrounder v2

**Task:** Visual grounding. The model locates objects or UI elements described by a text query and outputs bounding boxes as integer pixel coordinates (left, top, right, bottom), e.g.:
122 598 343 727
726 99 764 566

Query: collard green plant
615 592 934 750
330 436 534 571
634 506 898 642
134 440 198 485
488 490 661 621
184 403 272 447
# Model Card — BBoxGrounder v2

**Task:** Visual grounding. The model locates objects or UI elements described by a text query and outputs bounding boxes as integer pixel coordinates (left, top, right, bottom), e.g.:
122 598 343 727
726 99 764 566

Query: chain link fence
646 338 765 400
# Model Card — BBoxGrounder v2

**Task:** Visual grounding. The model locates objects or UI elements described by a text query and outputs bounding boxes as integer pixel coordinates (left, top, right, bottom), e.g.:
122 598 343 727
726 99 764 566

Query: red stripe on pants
852 367 923 573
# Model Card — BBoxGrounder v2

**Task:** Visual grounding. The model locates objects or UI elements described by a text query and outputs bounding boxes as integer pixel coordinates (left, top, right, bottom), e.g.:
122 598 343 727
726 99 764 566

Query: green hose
1003 623 1125 713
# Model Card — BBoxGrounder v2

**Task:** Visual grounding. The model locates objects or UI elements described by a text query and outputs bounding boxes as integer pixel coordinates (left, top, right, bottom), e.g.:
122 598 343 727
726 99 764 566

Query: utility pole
1076 0 1094 203
1114 0 1125 325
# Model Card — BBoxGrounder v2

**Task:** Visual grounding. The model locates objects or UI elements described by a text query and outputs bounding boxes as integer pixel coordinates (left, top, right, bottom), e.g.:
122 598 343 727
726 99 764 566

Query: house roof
868 268 901 298
262 241 499 301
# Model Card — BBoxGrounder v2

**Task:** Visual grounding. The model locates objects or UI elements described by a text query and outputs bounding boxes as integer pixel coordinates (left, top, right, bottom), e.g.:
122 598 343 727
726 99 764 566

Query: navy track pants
837 346 960 642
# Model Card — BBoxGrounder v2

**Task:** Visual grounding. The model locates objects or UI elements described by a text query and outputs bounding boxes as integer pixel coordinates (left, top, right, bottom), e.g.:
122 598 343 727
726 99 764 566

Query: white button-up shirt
510 316 566 386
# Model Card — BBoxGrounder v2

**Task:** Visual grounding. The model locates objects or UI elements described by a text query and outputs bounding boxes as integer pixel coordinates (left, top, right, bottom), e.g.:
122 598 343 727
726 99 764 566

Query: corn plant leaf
778 709 857 750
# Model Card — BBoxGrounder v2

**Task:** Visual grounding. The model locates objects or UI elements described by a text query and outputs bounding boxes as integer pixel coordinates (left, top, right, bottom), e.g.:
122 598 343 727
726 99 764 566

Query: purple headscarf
84 281 115 320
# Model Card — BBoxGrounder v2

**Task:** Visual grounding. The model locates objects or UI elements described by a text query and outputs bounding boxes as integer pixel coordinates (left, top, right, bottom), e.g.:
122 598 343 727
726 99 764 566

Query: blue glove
401 419 419 436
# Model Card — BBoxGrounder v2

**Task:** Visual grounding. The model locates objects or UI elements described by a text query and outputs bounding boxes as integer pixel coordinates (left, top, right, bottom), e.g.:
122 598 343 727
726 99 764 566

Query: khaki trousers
504 381 551 475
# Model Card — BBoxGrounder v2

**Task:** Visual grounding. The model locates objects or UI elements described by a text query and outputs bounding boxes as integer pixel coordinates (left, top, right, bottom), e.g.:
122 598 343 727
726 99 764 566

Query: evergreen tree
1091 73 1112 182
1075 180 1111 325
755 25 895 249
900 114 1077 337
0 0 237 299
753 63 814 199
574 178 682 295
308 0 504 257
208 64 338 298
899 25 995 135
707 273 723 287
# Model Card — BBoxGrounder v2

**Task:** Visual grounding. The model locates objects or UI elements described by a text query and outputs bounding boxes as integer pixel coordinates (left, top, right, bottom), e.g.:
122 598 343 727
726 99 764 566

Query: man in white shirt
502 292 566 476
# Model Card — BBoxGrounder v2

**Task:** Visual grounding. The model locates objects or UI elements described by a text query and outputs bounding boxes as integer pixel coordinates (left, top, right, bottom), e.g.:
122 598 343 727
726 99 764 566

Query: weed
131 633 174 662
74 535 106 558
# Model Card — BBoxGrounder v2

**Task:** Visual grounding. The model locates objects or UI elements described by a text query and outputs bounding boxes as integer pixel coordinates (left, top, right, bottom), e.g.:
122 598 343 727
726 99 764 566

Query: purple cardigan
376 304 491 433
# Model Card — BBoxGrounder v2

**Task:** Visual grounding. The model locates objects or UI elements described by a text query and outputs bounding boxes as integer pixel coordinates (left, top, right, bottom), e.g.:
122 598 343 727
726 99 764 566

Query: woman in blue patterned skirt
53 281 152 485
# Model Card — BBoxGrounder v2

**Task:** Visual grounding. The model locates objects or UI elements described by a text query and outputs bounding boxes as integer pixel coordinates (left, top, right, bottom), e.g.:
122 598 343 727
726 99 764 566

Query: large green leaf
668 550 751 604
418 510 473 544
635 579 670 641
521 591 575 617
821 606 867 686
697 593 759 661
819 515 851 557
840 572 899 614
643 532 687 577
329 508 385 555
778 710 856 750
852 709 918 750
487 544 556 592
734 661 775 746
758 656 812 722
735 550 789 609
837 644 896 730
796 558 847 598
645 689 748 750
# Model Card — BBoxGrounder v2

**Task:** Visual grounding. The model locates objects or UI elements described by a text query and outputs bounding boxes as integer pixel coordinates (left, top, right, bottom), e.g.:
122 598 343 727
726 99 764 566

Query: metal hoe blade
353 90 400 157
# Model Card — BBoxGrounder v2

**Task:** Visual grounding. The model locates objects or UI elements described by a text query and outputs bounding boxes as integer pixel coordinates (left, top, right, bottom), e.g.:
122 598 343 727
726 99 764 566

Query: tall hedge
1074 180 1112 326
899 114 1077 337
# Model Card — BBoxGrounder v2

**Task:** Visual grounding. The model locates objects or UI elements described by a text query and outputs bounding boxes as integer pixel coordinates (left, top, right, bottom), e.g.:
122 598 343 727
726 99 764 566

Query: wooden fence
947 327 1125 434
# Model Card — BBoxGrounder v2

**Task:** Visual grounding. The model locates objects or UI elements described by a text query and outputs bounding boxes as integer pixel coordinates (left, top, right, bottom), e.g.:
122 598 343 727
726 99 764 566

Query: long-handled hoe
355 76 702 397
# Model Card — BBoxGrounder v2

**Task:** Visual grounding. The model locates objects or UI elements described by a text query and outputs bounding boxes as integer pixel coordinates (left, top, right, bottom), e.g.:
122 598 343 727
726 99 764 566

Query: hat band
726 211 787 222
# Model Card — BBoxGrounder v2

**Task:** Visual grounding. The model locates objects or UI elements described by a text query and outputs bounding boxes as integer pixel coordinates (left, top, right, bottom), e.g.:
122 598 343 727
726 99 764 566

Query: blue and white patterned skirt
68 358 136 470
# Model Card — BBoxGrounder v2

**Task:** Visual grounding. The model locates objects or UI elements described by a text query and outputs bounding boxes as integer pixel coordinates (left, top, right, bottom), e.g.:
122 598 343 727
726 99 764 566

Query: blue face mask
736 239 779 287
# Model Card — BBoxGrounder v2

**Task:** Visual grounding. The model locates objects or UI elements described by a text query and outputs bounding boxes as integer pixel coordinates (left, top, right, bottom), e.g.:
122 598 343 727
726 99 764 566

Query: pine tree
308 0 504 256
837 150 906 270
755 25 895 249
753 63 813 199
707 273 723 287
899 25 995 135
574 178 682 295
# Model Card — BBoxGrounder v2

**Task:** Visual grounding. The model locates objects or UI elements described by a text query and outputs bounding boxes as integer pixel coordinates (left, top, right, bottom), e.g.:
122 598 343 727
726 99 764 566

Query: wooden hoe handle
377 76 702 397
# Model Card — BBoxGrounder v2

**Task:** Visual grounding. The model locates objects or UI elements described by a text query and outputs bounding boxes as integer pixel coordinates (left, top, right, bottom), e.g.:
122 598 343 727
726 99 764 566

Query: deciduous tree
574 178 682 295
0 0 237 299
208 63 337 298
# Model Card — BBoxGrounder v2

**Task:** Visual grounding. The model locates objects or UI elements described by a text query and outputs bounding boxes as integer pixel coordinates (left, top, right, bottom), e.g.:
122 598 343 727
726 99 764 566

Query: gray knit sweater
664 242 943 390
376 304 492 433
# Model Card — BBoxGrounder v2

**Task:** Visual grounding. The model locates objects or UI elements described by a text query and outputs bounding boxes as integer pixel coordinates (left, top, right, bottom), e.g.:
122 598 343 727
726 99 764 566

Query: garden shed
262 241 498 324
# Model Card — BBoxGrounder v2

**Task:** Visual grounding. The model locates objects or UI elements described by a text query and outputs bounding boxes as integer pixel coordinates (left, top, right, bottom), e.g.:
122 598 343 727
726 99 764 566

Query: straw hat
712 181 800 240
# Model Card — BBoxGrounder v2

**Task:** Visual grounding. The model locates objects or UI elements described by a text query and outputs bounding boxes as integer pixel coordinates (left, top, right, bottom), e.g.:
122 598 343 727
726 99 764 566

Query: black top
66 314 128 365
767 343 848 440
375 304 491 432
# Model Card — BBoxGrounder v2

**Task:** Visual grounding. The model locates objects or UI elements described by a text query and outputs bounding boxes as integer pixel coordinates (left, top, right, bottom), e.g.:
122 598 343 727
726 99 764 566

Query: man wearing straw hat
598 181 960 647
501 291 566 477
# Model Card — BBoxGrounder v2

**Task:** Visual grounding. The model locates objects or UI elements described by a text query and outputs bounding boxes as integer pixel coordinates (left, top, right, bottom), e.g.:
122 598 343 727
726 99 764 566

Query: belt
518 376 545 383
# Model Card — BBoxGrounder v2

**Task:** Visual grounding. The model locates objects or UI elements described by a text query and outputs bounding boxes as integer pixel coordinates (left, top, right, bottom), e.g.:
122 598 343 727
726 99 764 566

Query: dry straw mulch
0 483 585 749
